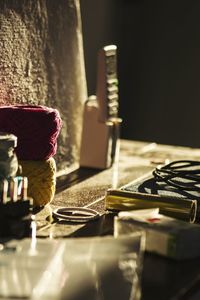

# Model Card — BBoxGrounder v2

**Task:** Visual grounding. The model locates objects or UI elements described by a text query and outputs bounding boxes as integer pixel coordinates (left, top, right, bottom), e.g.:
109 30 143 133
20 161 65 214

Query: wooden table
35 139 200 299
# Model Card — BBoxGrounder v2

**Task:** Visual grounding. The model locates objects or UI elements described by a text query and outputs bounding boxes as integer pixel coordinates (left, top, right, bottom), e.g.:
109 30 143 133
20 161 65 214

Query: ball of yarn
0 105 62 160
19 158 56 206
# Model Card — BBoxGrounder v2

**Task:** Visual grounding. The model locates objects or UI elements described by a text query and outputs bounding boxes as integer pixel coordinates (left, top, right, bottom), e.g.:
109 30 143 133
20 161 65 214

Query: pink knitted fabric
0 105 62 160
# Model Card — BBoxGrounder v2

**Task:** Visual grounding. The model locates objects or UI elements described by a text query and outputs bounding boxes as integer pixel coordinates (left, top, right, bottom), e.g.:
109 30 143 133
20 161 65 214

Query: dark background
80 1 200 148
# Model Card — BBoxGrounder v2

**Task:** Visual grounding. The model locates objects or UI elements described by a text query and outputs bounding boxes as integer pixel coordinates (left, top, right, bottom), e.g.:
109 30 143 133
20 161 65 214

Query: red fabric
0 105 62 160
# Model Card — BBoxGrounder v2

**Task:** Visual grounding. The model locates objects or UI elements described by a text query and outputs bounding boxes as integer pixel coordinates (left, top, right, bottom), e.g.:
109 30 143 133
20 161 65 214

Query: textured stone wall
0 0 87 170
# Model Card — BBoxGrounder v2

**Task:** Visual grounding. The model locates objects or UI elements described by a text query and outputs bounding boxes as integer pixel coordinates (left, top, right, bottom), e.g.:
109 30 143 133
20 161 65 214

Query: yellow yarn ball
19 158 56 206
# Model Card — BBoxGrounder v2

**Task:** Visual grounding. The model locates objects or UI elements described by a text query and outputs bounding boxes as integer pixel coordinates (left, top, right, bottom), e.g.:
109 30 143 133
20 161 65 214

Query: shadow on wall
81 0 200 148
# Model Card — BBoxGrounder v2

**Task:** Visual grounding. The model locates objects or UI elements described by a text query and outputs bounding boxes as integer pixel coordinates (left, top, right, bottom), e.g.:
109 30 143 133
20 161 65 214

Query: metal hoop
53 206 100 222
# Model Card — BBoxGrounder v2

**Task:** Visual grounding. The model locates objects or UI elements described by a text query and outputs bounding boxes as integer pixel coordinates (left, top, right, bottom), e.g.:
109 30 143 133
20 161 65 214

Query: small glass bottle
0 132 18 180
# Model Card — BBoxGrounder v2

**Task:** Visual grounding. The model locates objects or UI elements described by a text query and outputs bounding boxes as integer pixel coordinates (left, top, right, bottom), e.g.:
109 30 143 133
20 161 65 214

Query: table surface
35 139 200 300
